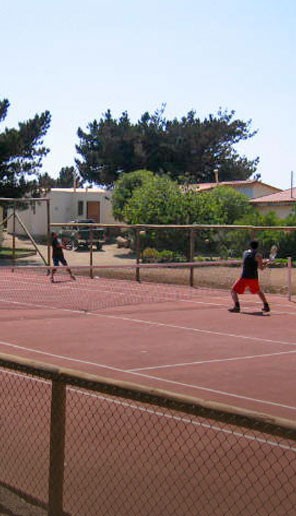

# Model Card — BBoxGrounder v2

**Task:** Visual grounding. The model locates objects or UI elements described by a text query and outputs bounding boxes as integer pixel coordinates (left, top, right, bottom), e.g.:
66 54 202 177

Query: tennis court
0 264 295 420
0 263 296 515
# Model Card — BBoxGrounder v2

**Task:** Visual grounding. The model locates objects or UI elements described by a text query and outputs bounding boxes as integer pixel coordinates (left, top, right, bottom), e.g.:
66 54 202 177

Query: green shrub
142 247 187 263
142 247 160 263
158 250 175 262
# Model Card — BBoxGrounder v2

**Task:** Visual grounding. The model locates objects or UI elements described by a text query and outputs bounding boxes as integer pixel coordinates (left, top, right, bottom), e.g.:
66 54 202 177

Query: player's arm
256 253 268 270
56 238 65 249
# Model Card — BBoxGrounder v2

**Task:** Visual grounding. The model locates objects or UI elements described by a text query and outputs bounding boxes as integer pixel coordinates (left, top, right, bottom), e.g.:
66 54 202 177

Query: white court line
1 299 296 413
0 338 125 374
0 336 295 414
89 311 296 348
129 349 296 372
1 296 296 348
127 369 296 412
2 369 296 453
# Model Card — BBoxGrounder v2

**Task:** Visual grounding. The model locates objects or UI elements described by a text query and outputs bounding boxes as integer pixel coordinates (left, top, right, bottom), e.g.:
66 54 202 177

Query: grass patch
0 247 37 259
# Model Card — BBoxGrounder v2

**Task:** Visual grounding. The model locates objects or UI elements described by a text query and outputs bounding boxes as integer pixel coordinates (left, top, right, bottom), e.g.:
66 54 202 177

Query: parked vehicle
59 219 105 251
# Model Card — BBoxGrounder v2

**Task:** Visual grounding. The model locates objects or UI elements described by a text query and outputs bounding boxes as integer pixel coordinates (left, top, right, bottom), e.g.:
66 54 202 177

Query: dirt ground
1 233 136 267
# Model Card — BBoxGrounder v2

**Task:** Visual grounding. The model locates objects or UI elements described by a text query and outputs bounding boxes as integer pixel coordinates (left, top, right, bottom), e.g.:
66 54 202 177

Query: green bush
158 249 188 262
142 247 160 263
142 247 187 263
157 249 175 262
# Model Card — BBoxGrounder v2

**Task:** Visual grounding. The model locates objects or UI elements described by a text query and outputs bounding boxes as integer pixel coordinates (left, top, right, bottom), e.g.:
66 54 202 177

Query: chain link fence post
48 380 66 516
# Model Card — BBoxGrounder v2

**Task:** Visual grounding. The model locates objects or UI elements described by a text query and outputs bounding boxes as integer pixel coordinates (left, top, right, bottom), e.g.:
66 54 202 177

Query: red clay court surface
0 269 295 421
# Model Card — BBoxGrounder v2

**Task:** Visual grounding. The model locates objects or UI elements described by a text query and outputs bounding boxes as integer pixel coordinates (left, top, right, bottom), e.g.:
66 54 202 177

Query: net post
136 228 141 282
90 228 94 278
48 380 66 516
287 256 292 301
189 228 195 287
12 203 16 268
46 199 51 266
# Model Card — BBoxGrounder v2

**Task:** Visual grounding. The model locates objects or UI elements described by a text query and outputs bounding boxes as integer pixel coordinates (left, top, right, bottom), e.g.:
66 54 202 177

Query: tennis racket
262 245 278 270
268 244 278 262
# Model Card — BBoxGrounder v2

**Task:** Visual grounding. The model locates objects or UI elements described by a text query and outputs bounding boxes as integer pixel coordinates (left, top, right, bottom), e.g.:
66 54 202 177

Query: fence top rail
0 351 295 438
50 222 296 231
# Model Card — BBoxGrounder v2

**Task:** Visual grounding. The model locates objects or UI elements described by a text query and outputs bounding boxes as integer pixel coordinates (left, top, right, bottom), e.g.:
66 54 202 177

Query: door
87 201 100 222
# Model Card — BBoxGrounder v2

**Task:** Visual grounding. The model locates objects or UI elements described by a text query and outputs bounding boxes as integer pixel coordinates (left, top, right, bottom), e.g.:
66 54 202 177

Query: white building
7 187 116 237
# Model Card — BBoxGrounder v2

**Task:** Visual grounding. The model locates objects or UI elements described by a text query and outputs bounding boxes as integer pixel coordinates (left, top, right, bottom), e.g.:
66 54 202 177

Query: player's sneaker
262 304 270 313
228 306 240 313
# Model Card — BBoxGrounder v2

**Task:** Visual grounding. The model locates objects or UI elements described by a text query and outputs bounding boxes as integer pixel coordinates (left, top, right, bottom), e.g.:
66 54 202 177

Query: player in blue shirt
50 232 76 283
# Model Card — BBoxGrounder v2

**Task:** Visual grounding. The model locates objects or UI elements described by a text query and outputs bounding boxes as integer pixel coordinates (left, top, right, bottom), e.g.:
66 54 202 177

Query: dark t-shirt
241 249 258 279
52 236 64 259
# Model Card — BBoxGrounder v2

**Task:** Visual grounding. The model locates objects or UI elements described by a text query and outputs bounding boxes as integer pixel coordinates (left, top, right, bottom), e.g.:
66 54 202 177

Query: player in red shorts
229 240 270 313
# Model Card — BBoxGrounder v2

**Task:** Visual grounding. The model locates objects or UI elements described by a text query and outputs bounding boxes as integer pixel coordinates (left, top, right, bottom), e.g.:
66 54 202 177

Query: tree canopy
123 175 186 225
75 106 259 187
113 170 253 226
113 171 257 258
111 169 155 221
0 99 51 197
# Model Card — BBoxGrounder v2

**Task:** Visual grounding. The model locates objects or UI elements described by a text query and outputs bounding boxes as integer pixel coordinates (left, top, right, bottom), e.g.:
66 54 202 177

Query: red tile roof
188 180 281 193
251 187 296 204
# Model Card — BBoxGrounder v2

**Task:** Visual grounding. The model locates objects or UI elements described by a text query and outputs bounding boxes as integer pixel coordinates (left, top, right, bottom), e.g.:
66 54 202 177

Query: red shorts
232 278 260 294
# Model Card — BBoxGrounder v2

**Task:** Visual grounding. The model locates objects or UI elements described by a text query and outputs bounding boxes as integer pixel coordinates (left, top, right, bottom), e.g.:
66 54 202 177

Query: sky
1 0 296 190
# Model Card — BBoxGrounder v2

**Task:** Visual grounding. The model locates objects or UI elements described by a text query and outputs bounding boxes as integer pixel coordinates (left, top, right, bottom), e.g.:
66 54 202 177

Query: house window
78 201 84 217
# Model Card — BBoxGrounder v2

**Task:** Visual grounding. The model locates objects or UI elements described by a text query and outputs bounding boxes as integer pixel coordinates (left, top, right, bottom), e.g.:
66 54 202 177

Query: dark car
60 219 105 251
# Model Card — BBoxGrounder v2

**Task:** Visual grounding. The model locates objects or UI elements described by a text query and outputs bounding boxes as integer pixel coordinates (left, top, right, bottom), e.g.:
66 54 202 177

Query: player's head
250 240 259 250
51 231 57 238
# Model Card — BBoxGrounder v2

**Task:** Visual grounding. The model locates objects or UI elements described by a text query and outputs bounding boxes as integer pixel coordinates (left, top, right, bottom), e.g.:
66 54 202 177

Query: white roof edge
50 187 110 193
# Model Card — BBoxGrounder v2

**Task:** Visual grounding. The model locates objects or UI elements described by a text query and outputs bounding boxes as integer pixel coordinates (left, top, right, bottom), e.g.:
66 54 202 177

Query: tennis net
0 261 294 313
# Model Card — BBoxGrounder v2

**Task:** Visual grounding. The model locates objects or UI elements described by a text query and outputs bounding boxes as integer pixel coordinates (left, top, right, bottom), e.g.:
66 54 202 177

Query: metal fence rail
0 352 295 516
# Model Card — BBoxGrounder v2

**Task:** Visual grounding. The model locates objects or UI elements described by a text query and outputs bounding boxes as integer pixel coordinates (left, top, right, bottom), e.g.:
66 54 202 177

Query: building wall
252 203 295 219
7 189 116 237
50 190 74 223
233 183 280 199
7 201 49 237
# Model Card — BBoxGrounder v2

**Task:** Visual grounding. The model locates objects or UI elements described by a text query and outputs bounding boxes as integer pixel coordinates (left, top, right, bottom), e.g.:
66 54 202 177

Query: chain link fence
0 353 295 516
